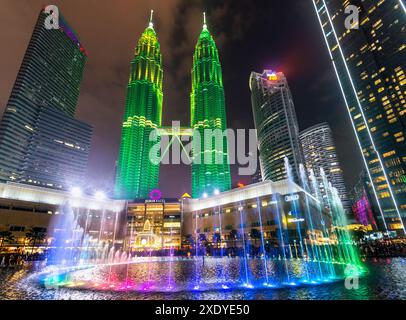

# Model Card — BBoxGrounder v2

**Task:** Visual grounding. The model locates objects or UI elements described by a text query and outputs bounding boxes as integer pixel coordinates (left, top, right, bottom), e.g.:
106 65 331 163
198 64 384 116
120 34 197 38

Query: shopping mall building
0 180 333 252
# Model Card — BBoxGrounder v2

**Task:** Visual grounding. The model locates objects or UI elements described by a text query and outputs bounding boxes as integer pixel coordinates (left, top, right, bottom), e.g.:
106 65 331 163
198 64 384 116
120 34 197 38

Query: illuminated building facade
125 199 181 251
115 13 163 200
250 70 305 184
349 170 379 229
313 0 406 234
0 181 336 254
190 15 231 198
20 107 92 189
251 153 263 184
252 168 263 184
0 182 126 251
0 10 92 190
182 180 333 248
300 123 350 213
114 13 231 200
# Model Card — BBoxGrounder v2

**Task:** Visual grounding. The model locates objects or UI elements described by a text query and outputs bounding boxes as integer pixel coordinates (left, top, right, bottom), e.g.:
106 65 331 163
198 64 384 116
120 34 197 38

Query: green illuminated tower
115 11 163 199
191 13 231 198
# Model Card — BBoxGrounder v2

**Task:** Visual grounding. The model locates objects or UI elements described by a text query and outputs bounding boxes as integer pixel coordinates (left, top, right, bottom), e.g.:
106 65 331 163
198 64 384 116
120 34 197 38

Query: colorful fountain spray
320 169 363 276
40 162 366 292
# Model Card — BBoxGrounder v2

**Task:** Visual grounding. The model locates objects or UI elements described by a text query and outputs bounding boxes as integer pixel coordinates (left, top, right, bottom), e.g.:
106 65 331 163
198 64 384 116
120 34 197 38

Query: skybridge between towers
157 127 193 137
156 126 194 163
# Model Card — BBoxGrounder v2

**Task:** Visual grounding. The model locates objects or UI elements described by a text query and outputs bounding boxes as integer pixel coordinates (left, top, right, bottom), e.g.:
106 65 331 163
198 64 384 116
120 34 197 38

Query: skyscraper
313 0 406 234
115 12 163 199
250 70 305 184
300 122 351 213
20 107 92 189
350 170 379 230
0 9 92 190
252 158 263 184
190 14 231 198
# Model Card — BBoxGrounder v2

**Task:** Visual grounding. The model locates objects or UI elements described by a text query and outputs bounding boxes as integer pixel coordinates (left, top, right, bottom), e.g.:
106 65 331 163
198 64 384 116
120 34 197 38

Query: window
9 226 25 232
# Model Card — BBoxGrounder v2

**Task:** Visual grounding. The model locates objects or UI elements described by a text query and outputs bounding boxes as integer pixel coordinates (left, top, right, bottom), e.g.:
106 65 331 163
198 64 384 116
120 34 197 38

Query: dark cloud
0 0 362 197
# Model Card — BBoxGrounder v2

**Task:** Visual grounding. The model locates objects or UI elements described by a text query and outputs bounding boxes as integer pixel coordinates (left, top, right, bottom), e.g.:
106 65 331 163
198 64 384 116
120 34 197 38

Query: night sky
0 0 363 198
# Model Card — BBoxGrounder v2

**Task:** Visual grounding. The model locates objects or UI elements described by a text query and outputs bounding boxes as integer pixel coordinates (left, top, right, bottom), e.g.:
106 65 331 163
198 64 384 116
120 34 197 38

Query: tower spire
149 9 154 29
203 12 207 30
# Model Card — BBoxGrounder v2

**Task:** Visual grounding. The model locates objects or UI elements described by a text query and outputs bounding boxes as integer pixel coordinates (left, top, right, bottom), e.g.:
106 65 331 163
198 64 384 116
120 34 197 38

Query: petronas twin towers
115 11 231 200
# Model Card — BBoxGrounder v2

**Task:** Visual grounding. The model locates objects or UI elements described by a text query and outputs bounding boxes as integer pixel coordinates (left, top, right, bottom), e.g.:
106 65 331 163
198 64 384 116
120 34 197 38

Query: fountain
38 160 366 293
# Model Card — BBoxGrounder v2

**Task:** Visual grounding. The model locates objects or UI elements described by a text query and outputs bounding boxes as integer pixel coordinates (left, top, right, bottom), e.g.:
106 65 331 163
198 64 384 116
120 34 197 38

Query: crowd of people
0 251 47 268
0 239 405 267
358 239 406 258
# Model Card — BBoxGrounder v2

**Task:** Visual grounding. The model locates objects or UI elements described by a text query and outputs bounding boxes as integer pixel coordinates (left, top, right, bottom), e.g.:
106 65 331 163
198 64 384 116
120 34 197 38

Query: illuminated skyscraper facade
250 70 305 184
0 10 91 190
350 170 379 229
300 123 351 213
313 0 406 233
190 16 231 198
115 14 163 200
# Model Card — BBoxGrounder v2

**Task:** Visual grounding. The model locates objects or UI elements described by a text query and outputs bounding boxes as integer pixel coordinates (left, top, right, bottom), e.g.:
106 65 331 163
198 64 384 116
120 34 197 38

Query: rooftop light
70 187 82 197
94 191 106 201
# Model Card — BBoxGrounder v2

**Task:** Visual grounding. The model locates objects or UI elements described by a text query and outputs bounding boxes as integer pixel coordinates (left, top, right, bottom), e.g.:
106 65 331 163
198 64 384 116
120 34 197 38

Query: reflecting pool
0 258 404 300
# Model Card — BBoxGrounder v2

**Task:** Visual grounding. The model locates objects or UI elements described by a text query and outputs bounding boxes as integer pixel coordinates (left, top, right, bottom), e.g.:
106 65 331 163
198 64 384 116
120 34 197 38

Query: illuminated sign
145 199 164 204
267 73 278 81
285 194 299 202
163 222 181 228
149 189 162 201
288 218 305 223
181 193 191 199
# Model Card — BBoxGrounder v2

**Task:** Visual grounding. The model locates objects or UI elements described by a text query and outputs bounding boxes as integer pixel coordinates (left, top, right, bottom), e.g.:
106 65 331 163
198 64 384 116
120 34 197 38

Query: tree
351 226 367 243
198 233 207 245
212 232 221 248
183 234 195 248
25 227 47 254
250 228 262 246
228 229 238 247
197 233 209 260
0 230 14 249
198 234 209 251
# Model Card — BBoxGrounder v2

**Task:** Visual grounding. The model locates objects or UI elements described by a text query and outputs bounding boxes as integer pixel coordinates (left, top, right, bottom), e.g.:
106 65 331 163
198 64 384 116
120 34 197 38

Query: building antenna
149 9 154 28
203 12 207 30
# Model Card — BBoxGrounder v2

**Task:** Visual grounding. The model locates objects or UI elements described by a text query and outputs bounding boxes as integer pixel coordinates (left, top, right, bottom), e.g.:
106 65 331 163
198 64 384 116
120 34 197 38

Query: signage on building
149 189 162 201
285 194 299 202
145 199 165 204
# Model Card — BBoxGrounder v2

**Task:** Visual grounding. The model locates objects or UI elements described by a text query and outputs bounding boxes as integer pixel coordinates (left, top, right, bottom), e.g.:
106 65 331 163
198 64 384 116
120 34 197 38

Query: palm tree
250 228 261 246
351 226 367 243
198 233 209 252
0 230 14 249
229 229 238 247
212 232 221 248
198 233 208 245
25 227 47 254
183 234 194 248
198 233 209 263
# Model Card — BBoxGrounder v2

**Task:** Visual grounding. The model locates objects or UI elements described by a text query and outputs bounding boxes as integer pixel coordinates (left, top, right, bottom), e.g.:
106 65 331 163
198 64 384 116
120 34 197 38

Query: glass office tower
190 15 231 198
0 9 92 190
313 0 406 234
21 107 92 189
300 122 351 213
250 70 305 184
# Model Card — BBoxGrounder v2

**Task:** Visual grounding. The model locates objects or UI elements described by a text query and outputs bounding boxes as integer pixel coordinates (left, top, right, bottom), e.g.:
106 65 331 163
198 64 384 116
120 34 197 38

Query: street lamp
70 186 82 197
95 191 106 201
